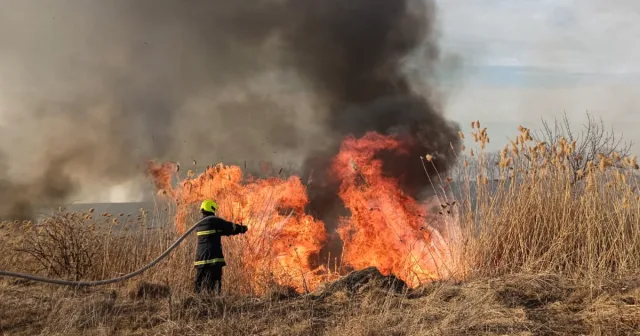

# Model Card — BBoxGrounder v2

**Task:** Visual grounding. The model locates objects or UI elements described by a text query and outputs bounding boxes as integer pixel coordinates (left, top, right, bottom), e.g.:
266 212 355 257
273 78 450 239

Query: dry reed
1 117 639 335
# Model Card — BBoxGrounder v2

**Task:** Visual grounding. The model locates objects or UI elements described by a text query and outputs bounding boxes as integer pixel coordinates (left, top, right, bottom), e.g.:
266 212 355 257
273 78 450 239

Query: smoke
0 0 461 221
277 0 462 260
282 1 461 196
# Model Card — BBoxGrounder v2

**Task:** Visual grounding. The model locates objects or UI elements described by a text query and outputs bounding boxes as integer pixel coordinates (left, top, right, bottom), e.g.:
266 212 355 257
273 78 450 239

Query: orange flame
148 132 461 292
149 162 328 293
331 132 456 287
146 161 178 195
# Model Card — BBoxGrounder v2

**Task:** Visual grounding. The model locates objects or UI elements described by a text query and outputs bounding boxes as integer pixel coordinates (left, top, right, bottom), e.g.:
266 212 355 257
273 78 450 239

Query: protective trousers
194 265 223 295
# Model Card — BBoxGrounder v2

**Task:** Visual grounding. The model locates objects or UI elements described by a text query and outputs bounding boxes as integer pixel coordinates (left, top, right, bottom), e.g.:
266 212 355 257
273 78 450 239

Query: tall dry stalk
454 121 640 281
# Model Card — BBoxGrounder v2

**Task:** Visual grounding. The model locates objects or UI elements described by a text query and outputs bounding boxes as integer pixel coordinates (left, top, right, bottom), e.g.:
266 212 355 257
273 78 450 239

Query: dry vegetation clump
0 209 197 291
451 117 640 282
1 115 640 335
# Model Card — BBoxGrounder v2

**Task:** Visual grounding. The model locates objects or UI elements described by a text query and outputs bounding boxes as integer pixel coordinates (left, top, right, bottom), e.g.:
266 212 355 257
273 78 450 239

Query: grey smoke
0 0 461 221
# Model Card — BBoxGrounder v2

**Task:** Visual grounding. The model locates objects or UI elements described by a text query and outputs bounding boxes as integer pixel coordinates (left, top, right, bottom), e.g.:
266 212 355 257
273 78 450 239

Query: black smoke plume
0 0 460 221
282 0 462 260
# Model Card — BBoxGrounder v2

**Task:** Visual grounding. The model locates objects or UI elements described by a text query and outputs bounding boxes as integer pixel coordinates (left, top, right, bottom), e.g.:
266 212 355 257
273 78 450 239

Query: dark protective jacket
194 214 247 268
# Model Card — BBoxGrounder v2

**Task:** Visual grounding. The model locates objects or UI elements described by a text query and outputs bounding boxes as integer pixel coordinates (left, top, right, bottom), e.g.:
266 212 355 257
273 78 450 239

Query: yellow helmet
200 199 219 213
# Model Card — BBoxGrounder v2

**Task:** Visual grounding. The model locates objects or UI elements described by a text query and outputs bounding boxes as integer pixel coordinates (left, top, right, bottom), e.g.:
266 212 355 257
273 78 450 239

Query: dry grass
1 118 640 335
454 122 640 282
1 270 639 335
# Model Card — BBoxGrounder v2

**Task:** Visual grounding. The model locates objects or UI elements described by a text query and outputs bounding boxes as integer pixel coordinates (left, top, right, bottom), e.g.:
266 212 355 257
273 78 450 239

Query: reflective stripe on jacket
194 258 225 266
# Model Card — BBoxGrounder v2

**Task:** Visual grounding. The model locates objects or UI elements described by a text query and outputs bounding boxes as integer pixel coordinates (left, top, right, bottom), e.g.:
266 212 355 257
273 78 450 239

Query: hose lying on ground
0 217 206 287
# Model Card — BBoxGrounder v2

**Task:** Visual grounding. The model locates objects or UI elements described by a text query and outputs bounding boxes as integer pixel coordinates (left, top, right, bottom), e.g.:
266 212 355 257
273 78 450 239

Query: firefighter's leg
194 267 205 293
211 266 223 296
202 267 219 295
202 266 215 294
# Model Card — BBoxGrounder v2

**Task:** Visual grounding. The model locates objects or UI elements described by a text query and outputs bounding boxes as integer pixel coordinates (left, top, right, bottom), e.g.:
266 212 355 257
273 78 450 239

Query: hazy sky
436 0 640 153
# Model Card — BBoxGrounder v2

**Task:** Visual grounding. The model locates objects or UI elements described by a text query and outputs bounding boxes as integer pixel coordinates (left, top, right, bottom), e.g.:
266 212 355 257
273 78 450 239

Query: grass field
1 118 639 335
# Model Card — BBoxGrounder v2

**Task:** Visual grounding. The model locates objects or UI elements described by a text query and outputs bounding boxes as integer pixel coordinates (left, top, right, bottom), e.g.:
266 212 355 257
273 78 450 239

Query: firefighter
194 199 248 295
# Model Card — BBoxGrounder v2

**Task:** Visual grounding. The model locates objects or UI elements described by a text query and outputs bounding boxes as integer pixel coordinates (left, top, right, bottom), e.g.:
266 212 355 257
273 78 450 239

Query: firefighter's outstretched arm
220 219 248 236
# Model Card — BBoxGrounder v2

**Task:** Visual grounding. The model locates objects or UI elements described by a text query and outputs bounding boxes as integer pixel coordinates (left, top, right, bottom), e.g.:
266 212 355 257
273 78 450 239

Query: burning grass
1 118 639 335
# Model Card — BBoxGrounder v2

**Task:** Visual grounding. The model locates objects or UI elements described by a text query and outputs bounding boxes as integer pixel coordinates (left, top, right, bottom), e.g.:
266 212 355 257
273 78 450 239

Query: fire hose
0 216 206 287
